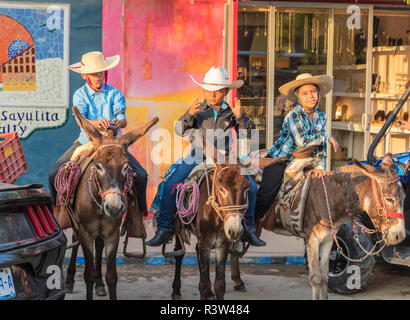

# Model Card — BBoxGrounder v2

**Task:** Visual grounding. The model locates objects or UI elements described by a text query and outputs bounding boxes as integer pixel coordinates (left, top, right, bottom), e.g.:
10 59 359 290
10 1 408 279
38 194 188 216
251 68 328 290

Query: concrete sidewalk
63 218 306 265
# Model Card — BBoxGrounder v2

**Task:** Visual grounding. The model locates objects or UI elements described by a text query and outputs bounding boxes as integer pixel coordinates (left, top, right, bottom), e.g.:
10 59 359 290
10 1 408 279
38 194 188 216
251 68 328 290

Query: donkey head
354 154 406 246
73 106 159 218
204 140 249 241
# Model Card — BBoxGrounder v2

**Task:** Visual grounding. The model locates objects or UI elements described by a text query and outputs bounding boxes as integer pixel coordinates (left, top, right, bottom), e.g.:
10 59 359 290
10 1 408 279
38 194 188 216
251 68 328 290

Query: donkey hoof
95 286 107 297
172 293 182 300
207 291 215 300
65 283 74 293
234 283 247 292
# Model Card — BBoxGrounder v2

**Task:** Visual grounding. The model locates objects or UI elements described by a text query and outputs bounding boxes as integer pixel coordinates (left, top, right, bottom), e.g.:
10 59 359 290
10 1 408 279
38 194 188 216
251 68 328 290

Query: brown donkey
230 154 406 300
171 156 251 300
63 107 158 300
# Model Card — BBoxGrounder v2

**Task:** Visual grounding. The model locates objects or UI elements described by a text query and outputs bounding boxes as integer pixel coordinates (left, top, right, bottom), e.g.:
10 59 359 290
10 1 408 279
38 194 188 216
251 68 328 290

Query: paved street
64 262 410 300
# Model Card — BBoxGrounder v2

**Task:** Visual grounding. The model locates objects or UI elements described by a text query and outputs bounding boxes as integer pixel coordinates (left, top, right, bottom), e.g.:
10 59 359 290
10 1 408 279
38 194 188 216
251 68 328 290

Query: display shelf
333 92 365 98
332 121 363 132
332 92 401 99
372 45 410 53
332 120 409 135
297 64 366 72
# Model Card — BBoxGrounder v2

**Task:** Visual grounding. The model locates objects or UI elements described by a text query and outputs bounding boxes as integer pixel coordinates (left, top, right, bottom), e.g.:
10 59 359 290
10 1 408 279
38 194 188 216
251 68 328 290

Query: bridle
88 144 135 214
370 177 404 232
321 174 404 263
204 165 249 223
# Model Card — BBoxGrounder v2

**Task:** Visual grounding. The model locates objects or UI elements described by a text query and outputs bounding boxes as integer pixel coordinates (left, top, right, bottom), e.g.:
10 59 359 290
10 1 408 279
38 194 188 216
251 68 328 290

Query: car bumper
0 230 67 300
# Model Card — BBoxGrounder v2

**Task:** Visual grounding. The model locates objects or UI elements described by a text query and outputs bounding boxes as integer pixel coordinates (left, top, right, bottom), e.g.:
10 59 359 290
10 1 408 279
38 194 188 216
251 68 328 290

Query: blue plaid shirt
267 104 331 170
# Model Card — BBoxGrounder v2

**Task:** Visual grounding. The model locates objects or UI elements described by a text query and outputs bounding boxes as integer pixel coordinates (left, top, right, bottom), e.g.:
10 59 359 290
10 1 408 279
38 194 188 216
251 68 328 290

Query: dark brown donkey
230 154 406 300
171 155 251 300
62 107 158 300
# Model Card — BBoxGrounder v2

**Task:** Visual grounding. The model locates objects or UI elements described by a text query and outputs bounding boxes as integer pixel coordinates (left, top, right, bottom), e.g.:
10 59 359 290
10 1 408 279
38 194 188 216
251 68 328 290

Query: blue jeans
155 159 258 233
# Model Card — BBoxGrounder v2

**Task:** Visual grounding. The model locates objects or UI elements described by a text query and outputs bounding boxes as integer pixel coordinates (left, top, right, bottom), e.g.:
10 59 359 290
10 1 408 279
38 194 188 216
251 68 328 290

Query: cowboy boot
241 224 266 247
145 230 173 247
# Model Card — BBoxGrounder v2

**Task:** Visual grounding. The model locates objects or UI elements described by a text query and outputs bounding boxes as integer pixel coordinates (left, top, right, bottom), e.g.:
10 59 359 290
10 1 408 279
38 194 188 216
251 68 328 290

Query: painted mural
0 2 69 138
103 0 226 205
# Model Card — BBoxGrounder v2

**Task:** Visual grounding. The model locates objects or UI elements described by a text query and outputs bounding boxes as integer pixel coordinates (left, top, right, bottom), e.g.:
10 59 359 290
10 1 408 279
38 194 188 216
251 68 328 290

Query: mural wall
103 0 226 205
0 2 69 138
15 0 102 189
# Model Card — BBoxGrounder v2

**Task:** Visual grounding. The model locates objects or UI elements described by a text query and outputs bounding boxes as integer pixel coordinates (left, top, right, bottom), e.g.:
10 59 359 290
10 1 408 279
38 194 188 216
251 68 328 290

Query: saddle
54 143 146 241
273 145 320 237
172 162 216 244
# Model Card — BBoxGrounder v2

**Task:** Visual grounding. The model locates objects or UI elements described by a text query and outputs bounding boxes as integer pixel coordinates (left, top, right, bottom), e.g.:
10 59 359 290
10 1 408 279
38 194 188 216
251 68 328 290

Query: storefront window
331 9 369 168
371 10 410 156
275 8 329 141
237 6 269 148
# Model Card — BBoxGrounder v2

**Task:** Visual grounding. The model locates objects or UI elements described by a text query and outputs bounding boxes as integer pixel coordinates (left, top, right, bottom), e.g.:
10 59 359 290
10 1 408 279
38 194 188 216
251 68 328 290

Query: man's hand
111 119 127 129
188 98 201 116
329 137 341 153
231 97 242 118
91 118 110 131
398 120 410 131
310 168 330 178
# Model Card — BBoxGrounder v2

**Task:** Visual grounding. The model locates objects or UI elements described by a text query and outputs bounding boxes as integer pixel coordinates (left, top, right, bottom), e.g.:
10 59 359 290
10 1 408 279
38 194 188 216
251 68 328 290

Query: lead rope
320 176 386 263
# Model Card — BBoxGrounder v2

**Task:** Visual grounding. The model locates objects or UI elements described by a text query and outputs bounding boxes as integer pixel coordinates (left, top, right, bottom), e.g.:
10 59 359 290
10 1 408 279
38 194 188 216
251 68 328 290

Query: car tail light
41 204 58 232
24 204 59 239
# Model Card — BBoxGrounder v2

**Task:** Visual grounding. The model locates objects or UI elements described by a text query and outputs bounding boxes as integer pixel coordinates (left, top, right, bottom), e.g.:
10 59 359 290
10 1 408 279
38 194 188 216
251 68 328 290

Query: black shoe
145 230 173 247
241 228 266 247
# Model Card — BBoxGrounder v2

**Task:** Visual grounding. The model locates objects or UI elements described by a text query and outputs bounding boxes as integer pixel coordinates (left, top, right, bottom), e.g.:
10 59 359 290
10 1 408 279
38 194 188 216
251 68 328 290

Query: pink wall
103 0 226 206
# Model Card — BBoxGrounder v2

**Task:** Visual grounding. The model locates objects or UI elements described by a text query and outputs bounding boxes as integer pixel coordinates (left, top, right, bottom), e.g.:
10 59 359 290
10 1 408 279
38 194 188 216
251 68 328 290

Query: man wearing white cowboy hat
252 73 341 219
146 66 266 247
48 51 150 220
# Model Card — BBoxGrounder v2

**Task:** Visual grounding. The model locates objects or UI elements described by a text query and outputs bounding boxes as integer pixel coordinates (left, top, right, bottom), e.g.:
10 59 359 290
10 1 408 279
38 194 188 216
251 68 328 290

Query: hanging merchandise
244 9 248 37
304 14 308 50
288 13 292 53
256 12 260 37
275 12 280 52
324 20 327 54
312 16 315 53
292 12 295 53
264 11 267 37
280 13 283 52
316 17 320 55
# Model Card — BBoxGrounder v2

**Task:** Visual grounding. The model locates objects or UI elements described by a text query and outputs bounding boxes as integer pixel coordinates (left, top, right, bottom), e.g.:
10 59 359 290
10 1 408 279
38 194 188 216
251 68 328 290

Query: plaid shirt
267 104 331 170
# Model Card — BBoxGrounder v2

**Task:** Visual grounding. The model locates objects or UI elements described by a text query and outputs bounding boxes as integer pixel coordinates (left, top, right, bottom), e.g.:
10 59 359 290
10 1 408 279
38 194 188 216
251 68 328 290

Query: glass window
274 8 330 142
237 6 268 149
331 8 369 168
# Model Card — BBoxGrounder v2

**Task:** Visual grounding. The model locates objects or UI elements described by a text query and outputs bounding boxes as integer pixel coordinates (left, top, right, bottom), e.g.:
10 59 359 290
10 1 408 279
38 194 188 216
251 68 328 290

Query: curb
65 254 306 266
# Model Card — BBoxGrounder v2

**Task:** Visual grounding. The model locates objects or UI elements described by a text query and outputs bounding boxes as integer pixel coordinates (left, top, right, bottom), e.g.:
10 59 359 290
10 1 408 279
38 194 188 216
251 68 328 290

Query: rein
320 175 402 263
204 165 248 223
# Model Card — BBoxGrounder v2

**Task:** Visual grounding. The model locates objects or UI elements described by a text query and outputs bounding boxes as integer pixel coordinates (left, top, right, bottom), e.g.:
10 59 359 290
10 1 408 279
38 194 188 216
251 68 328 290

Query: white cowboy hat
279 73 333 102
189 66 244 92
68 51 120 74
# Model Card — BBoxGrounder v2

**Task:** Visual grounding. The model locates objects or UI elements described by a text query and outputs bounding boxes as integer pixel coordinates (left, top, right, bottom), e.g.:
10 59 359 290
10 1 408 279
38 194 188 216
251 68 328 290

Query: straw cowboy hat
279 73 333 102
68 51 120 74
189 66 244 91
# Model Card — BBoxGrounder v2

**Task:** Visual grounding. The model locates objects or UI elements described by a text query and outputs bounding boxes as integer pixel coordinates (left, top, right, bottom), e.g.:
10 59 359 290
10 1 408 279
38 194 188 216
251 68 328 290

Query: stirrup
123 234 147 258
161 234 186 258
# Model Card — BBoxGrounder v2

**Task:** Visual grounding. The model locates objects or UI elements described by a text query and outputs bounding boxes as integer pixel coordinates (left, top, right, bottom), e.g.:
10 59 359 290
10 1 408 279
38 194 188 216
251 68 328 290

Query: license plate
0 267 16 300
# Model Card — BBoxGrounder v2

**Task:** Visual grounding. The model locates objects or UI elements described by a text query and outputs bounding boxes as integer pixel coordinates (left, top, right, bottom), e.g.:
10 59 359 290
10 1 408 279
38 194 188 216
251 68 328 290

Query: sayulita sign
0 2 70 139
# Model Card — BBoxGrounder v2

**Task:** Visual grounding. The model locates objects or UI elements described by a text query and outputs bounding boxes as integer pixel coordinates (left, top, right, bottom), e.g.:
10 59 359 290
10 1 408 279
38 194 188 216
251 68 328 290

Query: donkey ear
118 117 159 147
72 106 102 145
380 153 396 172
353 159 379 179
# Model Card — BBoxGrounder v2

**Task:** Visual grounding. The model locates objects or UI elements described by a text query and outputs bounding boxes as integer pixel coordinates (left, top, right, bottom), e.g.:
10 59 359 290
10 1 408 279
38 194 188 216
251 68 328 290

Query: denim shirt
73 82 126 144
